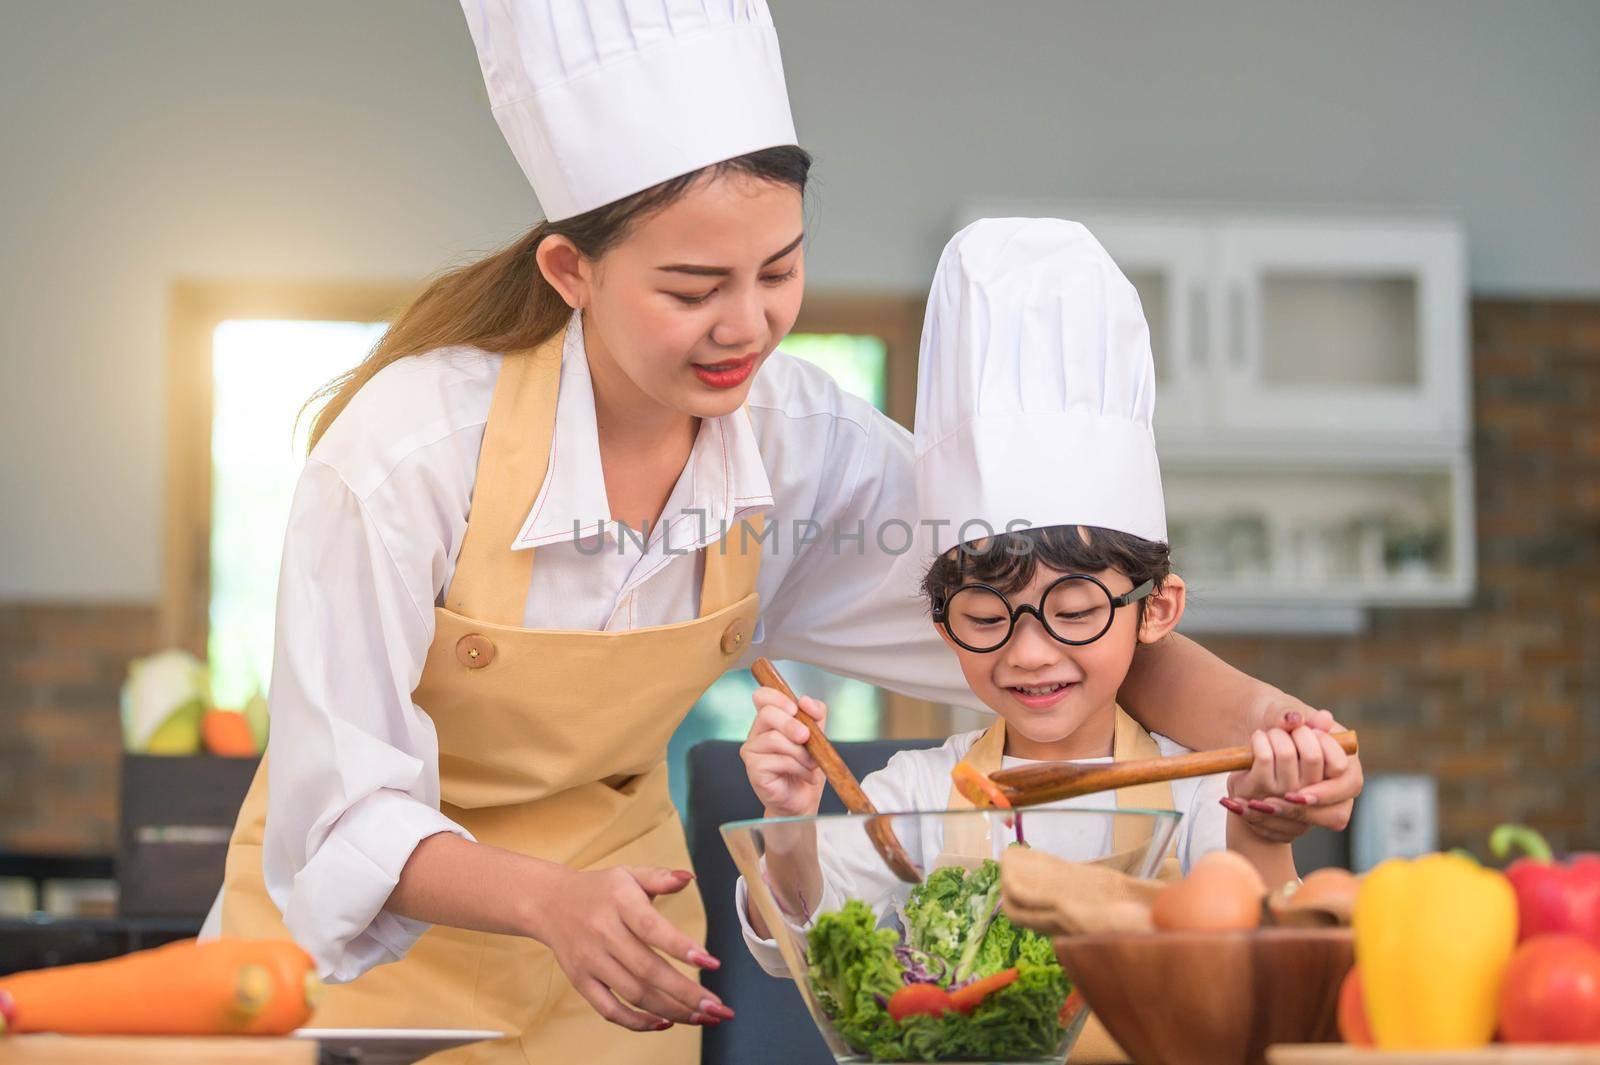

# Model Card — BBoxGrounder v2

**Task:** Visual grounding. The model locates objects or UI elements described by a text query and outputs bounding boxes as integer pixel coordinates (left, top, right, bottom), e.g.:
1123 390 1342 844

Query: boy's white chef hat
459 0 798 222
915 217 1167 556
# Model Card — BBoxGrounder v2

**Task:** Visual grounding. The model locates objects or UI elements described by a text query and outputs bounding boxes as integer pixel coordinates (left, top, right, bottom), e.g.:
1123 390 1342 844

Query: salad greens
806 860 1071 1062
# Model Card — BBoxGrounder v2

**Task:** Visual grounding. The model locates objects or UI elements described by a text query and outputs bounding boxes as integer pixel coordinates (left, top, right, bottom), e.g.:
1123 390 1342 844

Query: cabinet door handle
1190 284 1209 371
1230 284 1249 371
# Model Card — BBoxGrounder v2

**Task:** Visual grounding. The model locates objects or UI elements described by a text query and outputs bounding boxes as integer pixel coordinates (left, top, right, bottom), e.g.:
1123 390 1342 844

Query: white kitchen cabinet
956 202 1475 628
1067 217 1215 434
958 203 1469 449
1161 445 1475 605
1216 218 1467 444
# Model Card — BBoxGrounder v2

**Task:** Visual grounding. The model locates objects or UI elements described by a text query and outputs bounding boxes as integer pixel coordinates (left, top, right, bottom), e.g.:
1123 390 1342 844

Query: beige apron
940 708 1182 1065
220 333 762 1064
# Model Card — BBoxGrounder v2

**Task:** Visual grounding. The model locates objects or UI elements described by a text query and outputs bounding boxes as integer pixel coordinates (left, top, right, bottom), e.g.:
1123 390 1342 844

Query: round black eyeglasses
932 574 1156 653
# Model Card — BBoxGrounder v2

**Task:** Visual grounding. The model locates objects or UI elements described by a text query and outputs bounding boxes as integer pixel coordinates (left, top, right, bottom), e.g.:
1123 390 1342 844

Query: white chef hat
459 0 799 222
915 217 1166 557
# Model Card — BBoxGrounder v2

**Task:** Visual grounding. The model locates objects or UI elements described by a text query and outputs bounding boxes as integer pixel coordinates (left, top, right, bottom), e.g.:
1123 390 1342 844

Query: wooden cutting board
0 1028 501 1064
0 1035 315 1064
1269 1046 1600 1064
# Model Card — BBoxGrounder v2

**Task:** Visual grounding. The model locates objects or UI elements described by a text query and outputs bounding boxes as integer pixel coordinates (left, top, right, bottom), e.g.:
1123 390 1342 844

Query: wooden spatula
750 658 922 884
987 731 1360 808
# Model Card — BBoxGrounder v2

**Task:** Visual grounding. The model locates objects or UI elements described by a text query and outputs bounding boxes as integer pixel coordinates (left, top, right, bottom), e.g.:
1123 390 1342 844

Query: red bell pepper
1498 935 1600 1043
1490 824 1600 948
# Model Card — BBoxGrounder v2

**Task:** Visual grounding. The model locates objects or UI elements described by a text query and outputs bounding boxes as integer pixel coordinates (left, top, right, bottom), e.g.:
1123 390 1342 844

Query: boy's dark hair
921 525 1171 610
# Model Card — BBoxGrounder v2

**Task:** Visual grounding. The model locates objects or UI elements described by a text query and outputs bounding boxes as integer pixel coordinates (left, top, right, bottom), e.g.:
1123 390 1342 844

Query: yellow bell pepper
1354 853 1518 1049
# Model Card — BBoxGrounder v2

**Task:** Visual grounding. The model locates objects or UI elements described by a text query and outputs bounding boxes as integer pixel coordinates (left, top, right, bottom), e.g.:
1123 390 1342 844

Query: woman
216 2 1360 1062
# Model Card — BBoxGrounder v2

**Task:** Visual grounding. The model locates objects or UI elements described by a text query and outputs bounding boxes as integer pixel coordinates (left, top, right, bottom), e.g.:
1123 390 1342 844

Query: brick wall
0 604 159 852
0 299 1595 857
1206 299 1600 853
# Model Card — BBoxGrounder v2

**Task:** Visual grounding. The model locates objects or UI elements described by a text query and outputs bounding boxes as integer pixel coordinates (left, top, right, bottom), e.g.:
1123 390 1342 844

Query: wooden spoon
987 731 1360 808
750 658 922 884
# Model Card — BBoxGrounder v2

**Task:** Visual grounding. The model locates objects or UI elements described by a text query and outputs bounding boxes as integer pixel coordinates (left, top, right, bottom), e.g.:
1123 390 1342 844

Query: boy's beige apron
220 334 763 1064
940 709 1183 1065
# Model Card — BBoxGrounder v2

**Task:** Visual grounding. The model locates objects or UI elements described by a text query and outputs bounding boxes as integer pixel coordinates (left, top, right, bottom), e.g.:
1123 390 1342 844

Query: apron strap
699 512 764 618
698 407 765 618
939 721 1009 859
1108 707 1175 855
446 334 563 627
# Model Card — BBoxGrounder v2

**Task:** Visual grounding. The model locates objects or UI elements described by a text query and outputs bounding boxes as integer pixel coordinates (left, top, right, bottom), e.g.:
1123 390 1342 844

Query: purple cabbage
760 866 811 921
893 944 950 985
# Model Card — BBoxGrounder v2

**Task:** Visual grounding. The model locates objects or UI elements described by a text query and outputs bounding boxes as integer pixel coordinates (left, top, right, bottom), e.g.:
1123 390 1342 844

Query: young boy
737 218 1356 966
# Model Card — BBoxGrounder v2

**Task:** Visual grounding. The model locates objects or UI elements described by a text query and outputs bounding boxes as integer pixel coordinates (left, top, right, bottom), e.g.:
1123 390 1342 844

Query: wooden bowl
1054 928 1354 1065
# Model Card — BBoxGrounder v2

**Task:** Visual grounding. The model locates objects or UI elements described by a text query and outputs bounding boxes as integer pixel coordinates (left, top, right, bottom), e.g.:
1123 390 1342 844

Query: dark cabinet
117 754 259 918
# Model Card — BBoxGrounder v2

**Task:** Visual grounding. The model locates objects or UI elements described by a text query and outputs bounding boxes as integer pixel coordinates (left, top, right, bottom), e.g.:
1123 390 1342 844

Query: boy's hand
741 686 828 818
1247 704 1363 835
1222 725 1356 844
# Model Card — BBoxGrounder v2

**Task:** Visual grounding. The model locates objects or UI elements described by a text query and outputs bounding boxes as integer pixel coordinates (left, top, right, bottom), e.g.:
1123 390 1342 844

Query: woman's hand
531 865 733 1031
1222 722 1359 844
1244 703 1363 836
389 835 727 1032
740 686 828 818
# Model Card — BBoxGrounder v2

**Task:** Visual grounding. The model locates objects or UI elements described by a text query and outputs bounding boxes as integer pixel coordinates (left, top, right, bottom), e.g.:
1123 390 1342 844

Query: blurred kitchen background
1 1 1595 954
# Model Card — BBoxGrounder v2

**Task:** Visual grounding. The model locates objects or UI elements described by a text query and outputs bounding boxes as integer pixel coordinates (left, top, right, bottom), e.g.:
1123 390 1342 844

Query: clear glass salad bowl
722 807 1182 1065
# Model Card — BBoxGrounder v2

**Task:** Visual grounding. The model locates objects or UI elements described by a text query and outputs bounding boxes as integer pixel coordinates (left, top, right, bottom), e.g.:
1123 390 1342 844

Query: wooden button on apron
719 618 749 655
456 634 496 669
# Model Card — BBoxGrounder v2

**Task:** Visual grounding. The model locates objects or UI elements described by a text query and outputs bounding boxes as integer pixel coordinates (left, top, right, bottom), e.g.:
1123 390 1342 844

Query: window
779 333 887 408
207 320 385 706
163 282 418 675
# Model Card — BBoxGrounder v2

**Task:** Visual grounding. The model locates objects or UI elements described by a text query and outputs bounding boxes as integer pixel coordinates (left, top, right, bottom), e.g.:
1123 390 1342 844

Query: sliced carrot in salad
888 970 1020 1023
1059 987 1088 1026
951 762 1012 810
887 982 954 1020
949 966 1020 1015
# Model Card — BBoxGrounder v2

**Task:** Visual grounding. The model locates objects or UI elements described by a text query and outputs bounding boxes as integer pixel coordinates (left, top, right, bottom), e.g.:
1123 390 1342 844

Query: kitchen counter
0 915 199 976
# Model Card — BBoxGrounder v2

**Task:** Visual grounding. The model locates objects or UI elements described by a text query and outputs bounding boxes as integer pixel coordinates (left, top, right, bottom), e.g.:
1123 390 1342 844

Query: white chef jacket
734 729 1228 978
252 312 980 982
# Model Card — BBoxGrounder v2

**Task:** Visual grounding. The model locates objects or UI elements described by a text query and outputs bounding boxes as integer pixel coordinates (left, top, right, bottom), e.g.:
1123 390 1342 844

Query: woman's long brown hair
305 146 812 450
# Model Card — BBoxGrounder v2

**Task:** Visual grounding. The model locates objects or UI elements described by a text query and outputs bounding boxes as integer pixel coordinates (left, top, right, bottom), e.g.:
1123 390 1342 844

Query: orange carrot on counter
231 939 324 1035
0 937 321 1036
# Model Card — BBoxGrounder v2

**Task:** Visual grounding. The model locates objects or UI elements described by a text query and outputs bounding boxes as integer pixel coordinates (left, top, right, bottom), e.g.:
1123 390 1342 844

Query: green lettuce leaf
805 859 1072 1062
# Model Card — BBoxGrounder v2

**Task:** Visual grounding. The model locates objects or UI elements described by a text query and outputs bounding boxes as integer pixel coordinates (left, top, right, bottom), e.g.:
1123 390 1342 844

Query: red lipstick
692 354 757 390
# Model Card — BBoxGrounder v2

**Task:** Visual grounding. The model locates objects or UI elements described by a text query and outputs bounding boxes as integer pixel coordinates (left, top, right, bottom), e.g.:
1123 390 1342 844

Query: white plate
292 1028 503 1065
